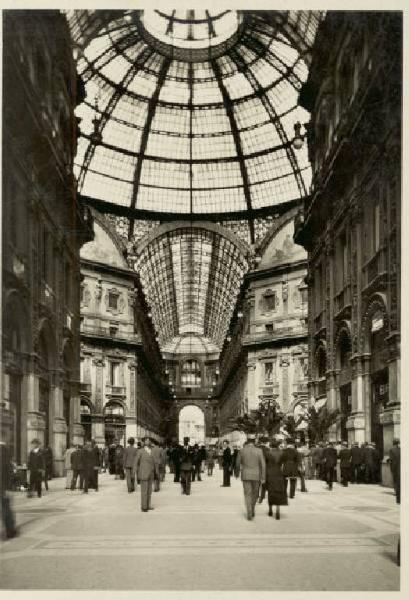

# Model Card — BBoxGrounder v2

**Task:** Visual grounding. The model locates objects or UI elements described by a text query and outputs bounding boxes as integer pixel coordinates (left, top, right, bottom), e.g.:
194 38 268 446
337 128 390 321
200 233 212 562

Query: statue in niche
271 233 296 263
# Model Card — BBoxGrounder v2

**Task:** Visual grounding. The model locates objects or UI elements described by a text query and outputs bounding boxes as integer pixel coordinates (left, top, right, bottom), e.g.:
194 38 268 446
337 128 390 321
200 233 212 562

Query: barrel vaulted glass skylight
68 10 324 243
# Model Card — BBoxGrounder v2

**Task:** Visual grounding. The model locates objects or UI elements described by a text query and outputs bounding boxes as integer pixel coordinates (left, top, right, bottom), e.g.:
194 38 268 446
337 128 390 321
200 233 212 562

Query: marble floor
0 469 400 591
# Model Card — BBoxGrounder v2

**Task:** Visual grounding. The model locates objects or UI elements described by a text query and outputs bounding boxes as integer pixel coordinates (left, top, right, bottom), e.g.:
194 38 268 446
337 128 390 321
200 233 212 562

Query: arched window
181 359 201 387
104 402 124 417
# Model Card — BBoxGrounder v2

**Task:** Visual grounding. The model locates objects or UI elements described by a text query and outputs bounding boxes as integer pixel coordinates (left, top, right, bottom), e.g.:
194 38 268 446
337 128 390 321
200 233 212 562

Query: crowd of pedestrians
0 432 401 540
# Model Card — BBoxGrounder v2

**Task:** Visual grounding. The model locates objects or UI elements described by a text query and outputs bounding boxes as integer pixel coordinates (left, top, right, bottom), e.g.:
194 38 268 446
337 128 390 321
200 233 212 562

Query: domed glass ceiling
69 10 324 242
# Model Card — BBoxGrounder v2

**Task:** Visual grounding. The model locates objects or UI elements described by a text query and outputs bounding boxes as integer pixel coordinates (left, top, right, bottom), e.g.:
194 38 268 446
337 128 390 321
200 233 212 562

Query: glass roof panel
67 9 325 229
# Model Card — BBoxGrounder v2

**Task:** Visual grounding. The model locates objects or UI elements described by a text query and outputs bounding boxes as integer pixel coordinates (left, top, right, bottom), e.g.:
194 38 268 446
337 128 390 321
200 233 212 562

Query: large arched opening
178 405 205 445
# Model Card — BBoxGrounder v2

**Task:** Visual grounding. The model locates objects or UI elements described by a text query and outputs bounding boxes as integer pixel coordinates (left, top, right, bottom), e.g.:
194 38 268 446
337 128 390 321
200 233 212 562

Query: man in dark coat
123 437 138 492
338 441 352 486
43 445 53 490
172 444 181 483
0 441 18 539
257 438 269 503
388 438 400 504
280 440 300 499
70 444 84 491
151 440 162 491
115 442 125 480
82 440 100 493
199 444 207 474
27 439 45 498
192 444 202 482
322 441 338 490
180 443 194 495
350 442 363 483
221 440 232 487
90 440 101 490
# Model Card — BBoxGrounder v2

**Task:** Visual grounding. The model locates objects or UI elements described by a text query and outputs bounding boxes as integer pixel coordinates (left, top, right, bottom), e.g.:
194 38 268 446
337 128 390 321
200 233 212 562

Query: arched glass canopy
68 9 324 243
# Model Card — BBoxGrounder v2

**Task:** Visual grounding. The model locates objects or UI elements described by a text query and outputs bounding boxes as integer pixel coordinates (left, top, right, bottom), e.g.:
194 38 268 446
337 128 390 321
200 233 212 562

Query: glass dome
68 10 324 242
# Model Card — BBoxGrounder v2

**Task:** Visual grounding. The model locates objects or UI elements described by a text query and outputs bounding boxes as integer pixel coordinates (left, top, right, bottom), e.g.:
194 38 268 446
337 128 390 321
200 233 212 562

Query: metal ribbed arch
229 46 307 198
211 58 255 245
128 57 172 240
77 45 155 190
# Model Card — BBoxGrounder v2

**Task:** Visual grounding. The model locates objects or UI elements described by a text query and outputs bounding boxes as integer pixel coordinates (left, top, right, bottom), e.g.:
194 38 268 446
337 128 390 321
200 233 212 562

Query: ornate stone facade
294 13 401 477
218 209 309 441
1 11 92 475
80 215 168 444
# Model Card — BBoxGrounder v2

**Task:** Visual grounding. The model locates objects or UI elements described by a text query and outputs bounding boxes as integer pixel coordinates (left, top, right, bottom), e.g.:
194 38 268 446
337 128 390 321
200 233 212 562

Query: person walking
0 440 18 539
180 443 194 495
338 441 352 486
115 442 125 480
322 441 338 490
64 443 76 489
388 438 400 504
172 443 181 483
135 437 156 511
310 444 322 479
258 437 269 503
108 443 116 475
265 439 288 519
221 440 232 487
70 444 84 491
199 444 207 474
206 445 215 476
102 444 109 473
192 444 202 482
82 440 99 493
123 437 138 492
280 439 300 499
236 434 266 521
27 439 45 498
296 443 308 493
43 445 53 489
90 440 101 490
159 444 167 482
151 440 162 492
350 442 363 483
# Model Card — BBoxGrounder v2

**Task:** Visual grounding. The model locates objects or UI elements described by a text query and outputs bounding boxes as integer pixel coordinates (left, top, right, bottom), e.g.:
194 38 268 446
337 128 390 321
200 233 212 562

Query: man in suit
135 437 156 511
221 440 232 487
257 437 269 503
236 434 266 520
388 438 400 504
180 442 194 495
159 444 167 482
82 440 100 493
90 440 101 490
123 437 138 492
64 443 76 489
338 441 352 486
322 441 338 490
151 440 162 492
280 439 300 499
172 443 181 483
192 444 202 482
1 440 18 539
70 444 84 491
350 442 363 483
27 439 45 498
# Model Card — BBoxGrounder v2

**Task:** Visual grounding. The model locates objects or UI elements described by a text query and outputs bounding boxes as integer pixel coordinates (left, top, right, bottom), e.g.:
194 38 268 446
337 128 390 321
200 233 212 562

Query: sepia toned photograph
0 4 402 593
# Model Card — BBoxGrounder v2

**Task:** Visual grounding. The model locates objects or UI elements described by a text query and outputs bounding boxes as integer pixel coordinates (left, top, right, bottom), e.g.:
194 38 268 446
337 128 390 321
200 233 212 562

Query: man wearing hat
27 439 45 498
257 436 269 503
322 441 338 490
236 434 266 520
350 441 363 483
388 438 400 504
135 437 157 511
338 441 352 486
123 437 138 492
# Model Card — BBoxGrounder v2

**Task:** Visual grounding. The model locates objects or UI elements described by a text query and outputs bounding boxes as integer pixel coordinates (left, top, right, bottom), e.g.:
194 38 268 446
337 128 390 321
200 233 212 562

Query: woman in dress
265 439 288 520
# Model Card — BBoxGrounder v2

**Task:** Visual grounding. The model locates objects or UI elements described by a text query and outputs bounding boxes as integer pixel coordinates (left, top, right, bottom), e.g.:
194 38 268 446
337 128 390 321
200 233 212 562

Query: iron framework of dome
67 9 324 355
69 9 324 245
